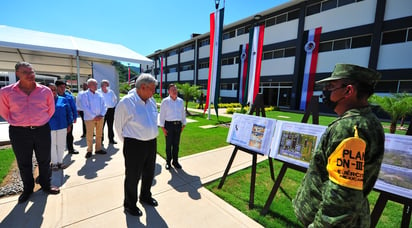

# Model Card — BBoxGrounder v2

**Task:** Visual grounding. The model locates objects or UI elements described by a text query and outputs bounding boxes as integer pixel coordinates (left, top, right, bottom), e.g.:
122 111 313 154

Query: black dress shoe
140 197 158 207
172 162 182 169
43 186 60 194
109 140 117 144
165 163 171 170
85 152 92 158
124 207 142 216
18 191 32 204
69 150 79 154
95 150 107 155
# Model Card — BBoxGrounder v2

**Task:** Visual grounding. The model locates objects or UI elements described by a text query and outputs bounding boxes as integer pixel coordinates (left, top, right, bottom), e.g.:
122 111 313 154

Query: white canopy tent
0 25 153 90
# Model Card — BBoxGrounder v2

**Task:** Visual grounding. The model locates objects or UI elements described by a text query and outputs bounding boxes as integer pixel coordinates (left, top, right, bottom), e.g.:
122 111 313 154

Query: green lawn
0 108 409 227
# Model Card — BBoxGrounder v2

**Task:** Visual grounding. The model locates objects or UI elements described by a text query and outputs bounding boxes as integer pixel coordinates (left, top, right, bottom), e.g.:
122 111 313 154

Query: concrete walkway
0 113 266 227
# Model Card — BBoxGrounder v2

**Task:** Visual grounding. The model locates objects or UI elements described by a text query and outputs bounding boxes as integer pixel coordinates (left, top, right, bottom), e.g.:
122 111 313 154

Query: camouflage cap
316 64 381 87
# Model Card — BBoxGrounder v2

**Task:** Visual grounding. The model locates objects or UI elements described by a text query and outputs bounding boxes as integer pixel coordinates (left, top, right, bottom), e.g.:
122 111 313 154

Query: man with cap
292 63 385 227
55 79 78 154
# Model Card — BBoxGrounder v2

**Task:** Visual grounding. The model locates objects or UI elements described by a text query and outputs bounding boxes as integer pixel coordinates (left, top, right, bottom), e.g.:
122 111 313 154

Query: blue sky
2 0 288 65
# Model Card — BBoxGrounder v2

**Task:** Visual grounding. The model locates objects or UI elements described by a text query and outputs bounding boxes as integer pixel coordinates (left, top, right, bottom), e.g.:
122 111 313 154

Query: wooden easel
261 96 319 215
218 94 274 209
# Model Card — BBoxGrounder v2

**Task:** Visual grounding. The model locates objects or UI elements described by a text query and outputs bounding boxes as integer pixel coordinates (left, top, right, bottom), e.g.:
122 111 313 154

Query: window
333 38 351 50
199 62 209 69
181 44 193 53
288 10 300 21
199 39 210 47
284 47 296 57
180 64 193 71
237 27 246 36
222 57 235 65
408 28 412 42
306 3 321 16
276 13 287 24
382 29 407 45
273 49 284 58
223 30 236 40
168 67 177 73
321 0 337 11
266 17 276 27
220 83 232 90
319 41 333 52
338 0 355 7
399 81 412 93
263 51 273 60
168 49 178 56
351 35 371 48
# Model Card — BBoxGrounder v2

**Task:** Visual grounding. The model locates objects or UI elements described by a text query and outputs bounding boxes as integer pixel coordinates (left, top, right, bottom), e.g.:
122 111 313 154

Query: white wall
264 20 299 45
385 0 412 20
220 90 237 98
199 46 209 59
167 55 178 65
221 65 238 79
261 57 295 76
305 0 376 33
180 70 194 81
317 48 371 73
222 34 249 53
180 50 194 63
378 42 412 70
167 72 178 81
198 68 209 80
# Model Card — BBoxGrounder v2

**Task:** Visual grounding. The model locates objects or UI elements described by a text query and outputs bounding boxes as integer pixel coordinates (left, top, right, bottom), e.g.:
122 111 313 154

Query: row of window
382 28 412 45
263 47 296 60
306 0 364 16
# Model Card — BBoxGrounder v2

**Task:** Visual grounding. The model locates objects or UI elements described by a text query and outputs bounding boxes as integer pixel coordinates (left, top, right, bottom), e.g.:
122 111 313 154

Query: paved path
0 112 266 227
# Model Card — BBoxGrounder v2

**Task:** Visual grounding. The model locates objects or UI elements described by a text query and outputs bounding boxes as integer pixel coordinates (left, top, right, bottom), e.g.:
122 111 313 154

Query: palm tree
369 93 412 134
175 83 201 115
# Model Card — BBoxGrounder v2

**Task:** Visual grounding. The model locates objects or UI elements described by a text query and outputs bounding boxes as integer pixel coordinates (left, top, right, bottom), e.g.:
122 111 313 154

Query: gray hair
87 78 97 85
135 73 158 89
101 79 109 86
15 61 32 71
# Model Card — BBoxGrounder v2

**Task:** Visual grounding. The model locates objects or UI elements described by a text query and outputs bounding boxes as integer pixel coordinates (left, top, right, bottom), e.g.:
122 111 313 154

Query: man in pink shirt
0 62 60 204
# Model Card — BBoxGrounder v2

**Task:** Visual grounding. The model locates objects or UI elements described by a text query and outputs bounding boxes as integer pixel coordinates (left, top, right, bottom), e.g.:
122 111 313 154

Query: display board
374 134 412 199
226 113 276 155
268 120 327 168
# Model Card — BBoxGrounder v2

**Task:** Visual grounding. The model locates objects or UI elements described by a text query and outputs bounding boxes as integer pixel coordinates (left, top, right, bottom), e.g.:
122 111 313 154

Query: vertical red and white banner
160 56 163 99
204 7 224 117
238 43 249 105
300 27 322 110
246 24 265 105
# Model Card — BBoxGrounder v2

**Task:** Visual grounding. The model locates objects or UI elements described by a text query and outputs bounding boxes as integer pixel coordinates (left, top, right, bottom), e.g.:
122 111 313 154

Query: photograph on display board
269 120 327 168
374 134 412 199
226 113 276 155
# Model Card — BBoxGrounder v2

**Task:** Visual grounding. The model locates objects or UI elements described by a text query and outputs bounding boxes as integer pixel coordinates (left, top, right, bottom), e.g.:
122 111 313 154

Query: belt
11 124 45 130
165 121 181 125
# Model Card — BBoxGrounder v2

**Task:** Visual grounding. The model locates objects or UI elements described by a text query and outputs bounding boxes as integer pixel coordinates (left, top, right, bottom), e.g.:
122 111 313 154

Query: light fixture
215 0 220 10
254 14 262 21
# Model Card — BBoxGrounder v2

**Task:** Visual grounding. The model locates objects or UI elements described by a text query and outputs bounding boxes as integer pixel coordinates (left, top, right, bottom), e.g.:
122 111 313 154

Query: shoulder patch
327 126 366 190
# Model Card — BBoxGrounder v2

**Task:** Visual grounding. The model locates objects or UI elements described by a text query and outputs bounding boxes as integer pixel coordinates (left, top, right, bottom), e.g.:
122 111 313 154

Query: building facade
147 0 412 111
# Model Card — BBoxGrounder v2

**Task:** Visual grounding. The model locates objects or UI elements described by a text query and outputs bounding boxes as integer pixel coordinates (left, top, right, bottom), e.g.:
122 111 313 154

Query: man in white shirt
76 82 88 138
159 84 186 170
81 78 107 158
114 73 159 217
98 80 118 144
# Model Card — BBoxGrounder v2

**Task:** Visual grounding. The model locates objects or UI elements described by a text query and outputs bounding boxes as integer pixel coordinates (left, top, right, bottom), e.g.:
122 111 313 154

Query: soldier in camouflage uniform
293 64 385 227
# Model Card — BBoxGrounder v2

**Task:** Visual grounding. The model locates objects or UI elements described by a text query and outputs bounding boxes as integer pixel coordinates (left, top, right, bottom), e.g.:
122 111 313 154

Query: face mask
321 89 345 110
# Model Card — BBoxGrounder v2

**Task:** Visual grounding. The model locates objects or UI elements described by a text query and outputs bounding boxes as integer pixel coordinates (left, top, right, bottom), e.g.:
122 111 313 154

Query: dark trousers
66 124 74 151
79 111 86 136
103 107 115 142
164 121 182 164
123 137 156 209
9 124 52 193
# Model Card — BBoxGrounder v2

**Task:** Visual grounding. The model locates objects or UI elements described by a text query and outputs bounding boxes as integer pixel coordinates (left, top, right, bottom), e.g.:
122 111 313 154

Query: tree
369 93 412 134
175 83 201 115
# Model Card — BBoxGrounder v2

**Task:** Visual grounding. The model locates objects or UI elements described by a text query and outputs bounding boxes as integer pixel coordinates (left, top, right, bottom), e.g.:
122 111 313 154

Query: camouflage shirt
293 106 385 227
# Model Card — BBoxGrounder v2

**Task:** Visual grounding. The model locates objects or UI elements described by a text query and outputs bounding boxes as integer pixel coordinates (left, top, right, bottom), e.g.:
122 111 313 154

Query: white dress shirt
97 88 117 108
80 90 107 120
76 90 86 111
114 92 159 142
159 96 186 127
